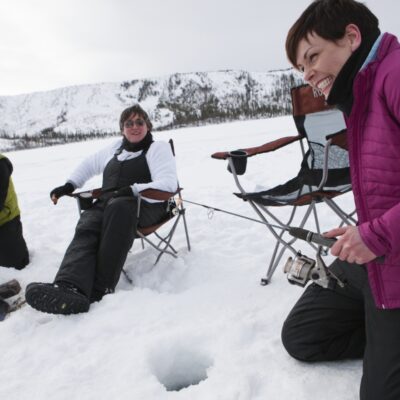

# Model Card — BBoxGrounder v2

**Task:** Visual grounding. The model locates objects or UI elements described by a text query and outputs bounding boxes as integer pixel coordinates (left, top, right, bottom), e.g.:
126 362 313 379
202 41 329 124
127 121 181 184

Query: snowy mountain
0 69 303 151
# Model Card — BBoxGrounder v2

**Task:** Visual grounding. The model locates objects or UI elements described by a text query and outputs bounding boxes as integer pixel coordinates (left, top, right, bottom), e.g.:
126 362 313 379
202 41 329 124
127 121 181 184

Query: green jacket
0 154 20 226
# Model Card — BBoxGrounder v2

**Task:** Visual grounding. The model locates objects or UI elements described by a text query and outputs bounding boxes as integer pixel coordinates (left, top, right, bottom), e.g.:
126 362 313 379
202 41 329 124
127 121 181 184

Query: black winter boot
25 282 90 315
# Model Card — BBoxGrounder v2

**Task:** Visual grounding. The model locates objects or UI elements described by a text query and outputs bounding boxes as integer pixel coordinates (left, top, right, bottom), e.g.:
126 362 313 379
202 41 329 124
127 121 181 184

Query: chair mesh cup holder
227 150 248 175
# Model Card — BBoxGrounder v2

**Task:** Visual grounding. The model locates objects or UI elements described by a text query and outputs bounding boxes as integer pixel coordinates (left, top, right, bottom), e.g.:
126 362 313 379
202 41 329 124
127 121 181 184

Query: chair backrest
291 84 350 189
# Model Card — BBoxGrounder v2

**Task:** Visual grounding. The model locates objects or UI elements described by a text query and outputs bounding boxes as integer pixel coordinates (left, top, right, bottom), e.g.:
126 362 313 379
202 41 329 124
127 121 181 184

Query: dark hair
286 0 379 67
119 104 153 132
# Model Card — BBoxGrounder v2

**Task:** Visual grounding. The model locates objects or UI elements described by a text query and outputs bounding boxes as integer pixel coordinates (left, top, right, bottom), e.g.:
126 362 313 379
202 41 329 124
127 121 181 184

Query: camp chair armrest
139 188 180 201
69 187 180 202
325 129 348 150
211 134 303 160
68 191 92 199
68 187 113 199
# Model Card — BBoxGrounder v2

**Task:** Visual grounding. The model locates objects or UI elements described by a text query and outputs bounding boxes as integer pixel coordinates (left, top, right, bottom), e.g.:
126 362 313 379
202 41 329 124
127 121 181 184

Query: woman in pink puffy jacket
281 1 400 399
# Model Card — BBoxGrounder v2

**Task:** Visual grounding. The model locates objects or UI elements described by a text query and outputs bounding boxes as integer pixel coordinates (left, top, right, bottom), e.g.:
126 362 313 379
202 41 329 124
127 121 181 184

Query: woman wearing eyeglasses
25 104 177 314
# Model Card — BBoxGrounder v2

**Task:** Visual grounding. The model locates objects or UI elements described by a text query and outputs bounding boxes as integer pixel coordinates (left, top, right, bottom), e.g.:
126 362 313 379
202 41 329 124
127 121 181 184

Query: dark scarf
121 132 153 153
327 28 380 116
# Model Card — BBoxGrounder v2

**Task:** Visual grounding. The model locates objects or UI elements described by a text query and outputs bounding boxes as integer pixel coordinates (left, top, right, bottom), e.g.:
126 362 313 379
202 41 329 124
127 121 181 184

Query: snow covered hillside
0 116 359 400
0 69 302 147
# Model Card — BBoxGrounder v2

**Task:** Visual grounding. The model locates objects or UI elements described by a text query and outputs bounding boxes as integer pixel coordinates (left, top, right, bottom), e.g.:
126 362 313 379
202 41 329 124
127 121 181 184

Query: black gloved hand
50 182 75 204
112 186 134 198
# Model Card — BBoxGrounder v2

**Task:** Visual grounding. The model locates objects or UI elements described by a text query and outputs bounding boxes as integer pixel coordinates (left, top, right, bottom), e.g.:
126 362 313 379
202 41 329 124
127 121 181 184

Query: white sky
0 0 399 96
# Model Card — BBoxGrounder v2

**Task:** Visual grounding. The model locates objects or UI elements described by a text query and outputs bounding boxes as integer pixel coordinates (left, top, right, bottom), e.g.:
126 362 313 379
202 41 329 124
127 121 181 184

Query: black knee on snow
281 318 319 362
281 319 303 361
0 253 29 270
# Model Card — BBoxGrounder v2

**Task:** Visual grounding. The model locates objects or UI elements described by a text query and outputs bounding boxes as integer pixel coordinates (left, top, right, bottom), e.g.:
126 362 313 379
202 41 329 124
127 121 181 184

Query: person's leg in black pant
360 285 400 400
0 216 29 269
281 260 367 362
26 198 167 313
93 197 166 300
54 204 104 296
25 205 104 315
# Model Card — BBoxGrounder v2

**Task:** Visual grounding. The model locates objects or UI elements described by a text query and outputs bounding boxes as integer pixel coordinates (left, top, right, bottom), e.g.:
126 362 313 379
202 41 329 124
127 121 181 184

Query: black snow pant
281 259 400 400
55 197 166 301
0 216 29 269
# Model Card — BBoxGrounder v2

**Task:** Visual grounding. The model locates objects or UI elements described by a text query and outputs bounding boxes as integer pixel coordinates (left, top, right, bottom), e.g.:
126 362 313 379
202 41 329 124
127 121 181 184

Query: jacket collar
361 34 383 70
327 28 380 116
374 33 400 64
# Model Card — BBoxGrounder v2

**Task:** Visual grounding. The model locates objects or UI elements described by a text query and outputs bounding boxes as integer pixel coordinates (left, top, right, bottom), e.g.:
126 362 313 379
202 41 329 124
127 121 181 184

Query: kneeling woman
26 104 177 314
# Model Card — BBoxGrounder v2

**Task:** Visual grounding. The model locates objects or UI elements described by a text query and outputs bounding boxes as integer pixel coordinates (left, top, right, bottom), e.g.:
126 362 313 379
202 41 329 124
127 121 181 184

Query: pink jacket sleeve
358 58 400 262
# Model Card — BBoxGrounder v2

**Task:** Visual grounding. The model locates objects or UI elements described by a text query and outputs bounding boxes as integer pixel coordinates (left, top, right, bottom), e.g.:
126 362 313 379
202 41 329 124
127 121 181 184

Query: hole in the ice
150 345 213 392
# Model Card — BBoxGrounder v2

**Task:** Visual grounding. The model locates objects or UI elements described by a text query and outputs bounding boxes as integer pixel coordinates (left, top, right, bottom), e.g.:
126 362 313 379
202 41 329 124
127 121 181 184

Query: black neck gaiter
121 132 154 153
327 29 380 116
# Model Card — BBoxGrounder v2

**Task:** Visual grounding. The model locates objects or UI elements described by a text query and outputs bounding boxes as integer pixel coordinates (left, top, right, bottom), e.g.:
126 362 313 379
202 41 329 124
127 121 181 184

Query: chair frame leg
136 220 180 265
181 209 191 252
323 197 357 225
260 198 321 284
228 157 350 285
135 207 192 265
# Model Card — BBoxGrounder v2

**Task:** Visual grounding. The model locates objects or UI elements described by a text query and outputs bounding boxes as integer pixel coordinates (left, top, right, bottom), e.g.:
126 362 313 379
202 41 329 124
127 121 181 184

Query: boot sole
25 283 89 315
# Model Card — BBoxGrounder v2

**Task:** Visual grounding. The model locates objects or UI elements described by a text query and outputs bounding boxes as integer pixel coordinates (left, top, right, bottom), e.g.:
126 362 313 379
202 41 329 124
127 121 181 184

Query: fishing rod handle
289 227 337 248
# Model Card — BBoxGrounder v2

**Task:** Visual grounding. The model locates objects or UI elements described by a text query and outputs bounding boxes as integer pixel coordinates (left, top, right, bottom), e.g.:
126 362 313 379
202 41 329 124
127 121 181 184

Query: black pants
281 259 400 400
0 216 29 269
55 197 167 301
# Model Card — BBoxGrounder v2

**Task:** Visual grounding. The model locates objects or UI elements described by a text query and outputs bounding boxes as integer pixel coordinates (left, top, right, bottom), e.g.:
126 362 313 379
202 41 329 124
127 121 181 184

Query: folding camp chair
70 139 191 266
212 84 356 285
132 187 191 264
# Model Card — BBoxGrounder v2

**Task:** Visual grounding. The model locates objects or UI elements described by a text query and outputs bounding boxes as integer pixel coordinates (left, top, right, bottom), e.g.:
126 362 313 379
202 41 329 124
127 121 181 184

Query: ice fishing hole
149 345 213 392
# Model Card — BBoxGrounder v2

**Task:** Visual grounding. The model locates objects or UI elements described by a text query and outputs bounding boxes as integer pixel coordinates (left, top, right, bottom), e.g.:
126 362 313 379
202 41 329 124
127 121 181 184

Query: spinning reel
283 246 345 289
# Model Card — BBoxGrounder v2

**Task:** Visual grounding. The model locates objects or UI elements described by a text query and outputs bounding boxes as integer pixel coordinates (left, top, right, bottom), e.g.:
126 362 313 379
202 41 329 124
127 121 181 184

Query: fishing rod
69 186 347 288
185 198 384 261
182 198 337 248
67 187 384 291
183 198 347 289
183 199 267 225
69 187 337 248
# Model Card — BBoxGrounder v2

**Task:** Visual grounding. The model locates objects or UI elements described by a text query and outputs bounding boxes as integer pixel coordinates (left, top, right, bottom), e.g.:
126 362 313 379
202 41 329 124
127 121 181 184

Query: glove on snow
50 182 75 200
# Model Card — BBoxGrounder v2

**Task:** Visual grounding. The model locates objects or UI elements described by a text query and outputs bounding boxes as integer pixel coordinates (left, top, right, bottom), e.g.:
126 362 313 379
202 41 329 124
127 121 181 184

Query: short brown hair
286 0 379 68
119 104 153 132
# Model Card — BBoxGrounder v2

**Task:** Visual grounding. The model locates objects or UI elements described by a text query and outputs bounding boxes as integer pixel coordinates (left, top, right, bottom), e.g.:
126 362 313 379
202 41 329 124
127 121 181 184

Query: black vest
101 145 152 200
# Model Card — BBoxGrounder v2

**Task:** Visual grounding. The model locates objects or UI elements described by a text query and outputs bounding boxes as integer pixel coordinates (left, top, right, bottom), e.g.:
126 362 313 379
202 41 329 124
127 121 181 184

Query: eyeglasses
124 119 146 128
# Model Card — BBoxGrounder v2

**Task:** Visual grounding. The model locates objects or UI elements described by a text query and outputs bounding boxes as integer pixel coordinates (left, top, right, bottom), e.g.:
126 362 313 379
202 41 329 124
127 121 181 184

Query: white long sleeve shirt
67 138 178 203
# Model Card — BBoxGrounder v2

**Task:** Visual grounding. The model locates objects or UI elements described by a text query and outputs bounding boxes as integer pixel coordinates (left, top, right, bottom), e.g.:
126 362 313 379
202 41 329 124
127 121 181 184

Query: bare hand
323 226 376 264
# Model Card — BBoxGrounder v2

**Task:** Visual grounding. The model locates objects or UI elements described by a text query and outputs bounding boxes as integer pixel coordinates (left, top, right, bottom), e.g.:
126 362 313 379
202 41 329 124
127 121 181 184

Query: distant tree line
0 129 119 151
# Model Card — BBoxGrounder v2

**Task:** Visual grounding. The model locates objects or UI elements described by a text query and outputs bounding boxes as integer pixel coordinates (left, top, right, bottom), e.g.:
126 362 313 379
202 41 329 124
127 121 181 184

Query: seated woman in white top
26 104 177 315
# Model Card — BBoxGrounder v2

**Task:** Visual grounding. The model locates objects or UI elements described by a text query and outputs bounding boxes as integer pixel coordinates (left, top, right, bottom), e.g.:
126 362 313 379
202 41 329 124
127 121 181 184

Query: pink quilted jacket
347 33 400 309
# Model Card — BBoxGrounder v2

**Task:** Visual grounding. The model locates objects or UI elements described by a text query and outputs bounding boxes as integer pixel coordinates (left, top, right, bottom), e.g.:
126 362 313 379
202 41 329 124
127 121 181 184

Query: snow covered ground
0 116 359 400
